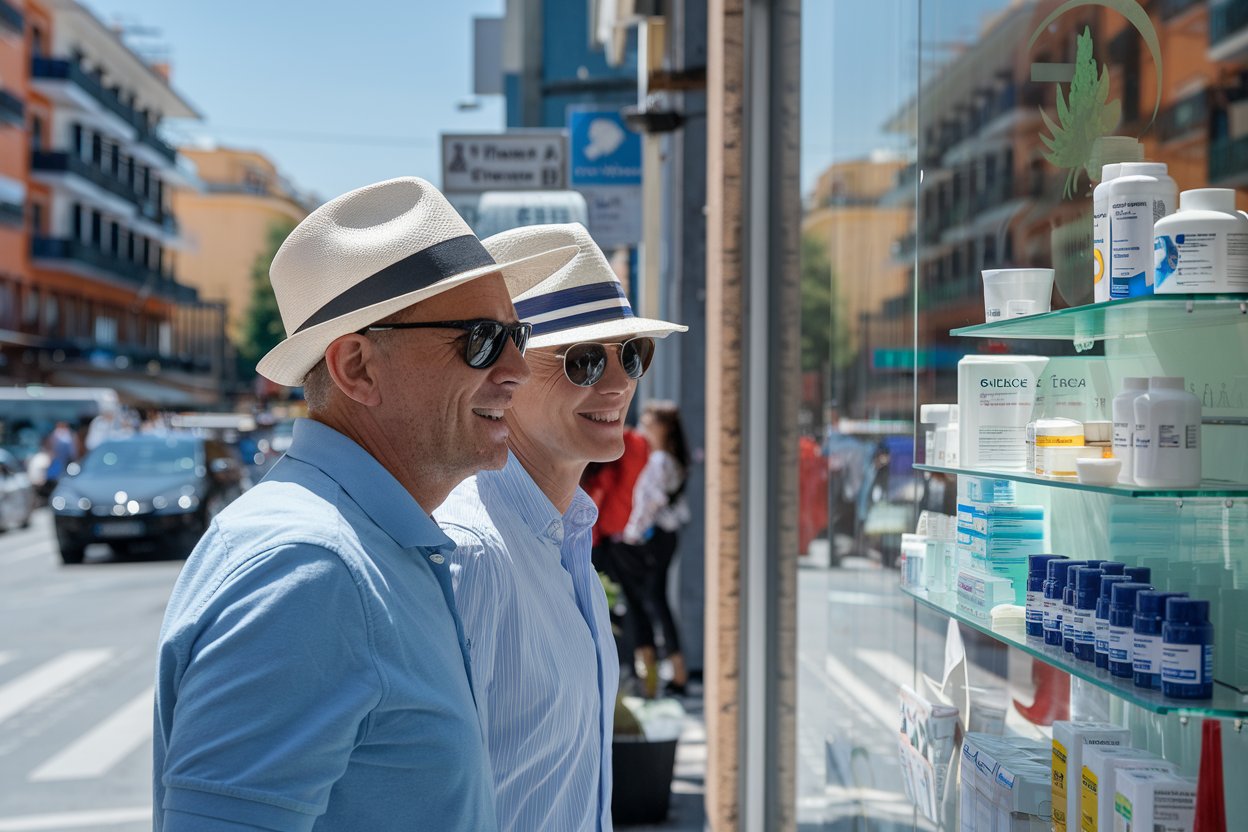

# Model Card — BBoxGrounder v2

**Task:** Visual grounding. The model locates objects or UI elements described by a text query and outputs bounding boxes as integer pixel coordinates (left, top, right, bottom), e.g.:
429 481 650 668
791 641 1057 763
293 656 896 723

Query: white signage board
579 185 642 249
441 132 568 193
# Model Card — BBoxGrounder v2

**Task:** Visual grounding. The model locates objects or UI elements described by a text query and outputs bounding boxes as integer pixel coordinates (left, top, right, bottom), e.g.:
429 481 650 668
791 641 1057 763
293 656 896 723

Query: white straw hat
483 223 687 349
257 177 577 386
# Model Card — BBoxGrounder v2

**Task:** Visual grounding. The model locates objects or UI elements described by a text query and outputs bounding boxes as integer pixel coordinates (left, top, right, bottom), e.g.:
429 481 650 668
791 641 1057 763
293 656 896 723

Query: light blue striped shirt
436 452 618 832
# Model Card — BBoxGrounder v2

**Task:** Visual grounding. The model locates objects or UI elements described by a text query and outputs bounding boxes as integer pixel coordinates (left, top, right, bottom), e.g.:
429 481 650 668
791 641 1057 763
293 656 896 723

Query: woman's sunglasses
557 337 656 387
362 319 533 369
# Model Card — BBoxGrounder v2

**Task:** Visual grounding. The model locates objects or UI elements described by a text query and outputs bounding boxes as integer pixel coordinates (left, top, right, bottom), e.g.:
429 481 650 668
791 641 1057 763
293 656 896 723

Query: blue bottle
1072 568 1105 662
1161 598 1214 699
1123 566 1151 585
1133 591 1187 689
1027 555 1066 638
1045 559 1079 646
1064 560 1102 652
1095 576 1130 669
1108 582 1153 678
1099 561 1125 576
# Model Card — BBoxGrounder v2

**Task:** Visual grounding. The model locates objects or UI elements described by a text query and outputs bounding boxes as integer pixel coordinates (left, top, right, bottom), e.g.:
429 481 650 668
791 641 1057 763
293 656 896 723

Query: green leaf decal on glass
1039 26 1122 199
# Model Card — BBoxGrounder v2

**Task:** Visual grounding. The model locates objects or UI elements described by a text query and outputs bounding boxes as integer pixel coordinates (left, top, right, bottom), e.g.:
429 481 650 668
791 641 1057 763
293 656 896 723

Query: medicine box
1112 769 1196 832
1051 721 1130 832
1079 745 1174 832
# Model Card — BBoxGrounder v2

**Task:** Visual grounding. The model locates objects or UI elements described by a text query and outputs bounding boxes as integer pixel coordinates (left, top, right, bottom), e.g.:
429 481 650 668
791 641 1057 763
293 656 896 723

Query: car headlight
50 492 89 515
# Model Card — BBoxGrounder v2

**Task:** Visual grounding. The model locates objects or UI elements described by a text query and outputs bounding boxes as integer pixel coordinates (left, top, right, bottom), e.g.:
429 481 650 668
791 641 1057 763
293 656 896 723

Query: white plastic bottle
1112 377 1149 484
1133 377 1201 488
1093 163 1123 303
1109 162 1177 299
1154 188 1248 293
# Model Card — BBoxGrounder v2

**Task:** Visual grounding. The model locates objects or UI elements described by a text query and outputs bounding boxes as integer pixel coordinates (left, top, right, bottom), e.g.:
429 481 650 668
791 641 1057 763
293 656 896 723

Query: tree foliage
800 233 851 373
237 219 297 376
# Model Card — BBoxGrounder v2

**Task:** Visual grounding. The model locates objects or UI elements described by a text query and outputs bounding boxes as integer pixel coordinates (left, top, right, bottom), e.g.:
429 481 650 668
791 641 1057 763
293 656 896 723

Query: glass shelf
914 463 1248 499
902 585 1248 718
949 294 1248 343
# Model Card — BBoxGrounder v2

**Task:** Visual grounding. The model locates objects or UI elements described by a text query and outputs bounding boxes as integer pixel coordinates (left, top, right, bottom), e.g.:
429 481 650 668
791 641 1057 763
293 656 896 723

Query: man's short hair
301 359 333 414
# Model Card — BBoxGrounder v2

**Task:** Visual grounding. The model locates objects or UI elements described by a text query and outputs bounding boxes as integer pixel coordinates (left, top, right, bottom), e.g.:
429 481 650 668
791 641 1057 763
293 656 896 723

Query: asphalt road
0 508 181 832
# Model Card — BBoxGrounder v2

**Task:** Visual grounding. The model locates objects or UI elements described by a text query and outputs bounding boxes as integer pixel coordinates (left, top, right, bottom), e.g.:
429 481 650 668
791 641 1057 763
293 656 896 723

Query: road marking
0 807 150 830
0 650 113 726
29 687 154 781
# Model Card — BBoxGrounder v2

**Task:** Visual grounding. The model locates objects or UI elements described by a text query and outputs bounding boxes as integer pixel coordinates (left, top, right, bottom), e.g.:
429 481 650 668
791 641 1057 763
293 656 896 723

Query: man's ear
324 334 383 407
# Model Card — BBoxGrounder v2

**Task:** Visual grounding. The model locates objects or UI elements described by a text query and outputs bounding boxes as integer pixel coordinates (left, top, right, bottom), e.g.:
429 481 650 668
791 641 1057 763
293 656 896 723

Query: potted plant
599 571 685 825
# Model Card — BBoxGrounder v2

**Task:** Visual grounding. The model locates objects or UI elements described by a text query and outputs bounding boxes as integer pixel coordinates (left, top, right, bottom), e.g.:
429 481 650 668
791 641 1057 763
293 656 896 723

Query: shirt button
429 553 446 565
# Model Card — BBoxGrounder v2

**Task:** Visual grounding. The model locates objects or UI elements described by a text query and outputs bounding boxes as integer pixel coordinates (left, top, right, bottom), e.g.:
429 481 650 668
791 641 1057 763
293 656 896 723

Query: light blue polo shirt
153 419 496 832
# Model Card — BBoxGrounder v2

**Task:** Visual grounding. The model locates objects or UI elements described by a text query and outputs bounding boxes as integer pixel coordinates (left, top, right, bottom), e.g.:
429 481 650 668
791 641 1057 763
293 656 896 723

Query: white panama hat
256 177 577 386
483 223 687 349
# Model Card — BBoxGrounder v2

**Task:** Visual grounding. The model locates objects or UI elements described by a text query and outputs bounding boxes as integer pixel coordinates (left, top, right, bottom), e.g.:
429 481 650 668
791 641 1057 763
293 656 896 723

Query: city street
0 509 179 831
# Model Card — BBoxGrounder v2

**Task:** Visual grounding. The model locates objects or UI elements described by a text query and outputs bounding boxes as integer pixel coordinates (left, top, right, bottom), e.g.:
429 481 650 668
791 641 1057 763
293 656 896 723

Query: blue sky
85 0 1009 201
84 0 511 200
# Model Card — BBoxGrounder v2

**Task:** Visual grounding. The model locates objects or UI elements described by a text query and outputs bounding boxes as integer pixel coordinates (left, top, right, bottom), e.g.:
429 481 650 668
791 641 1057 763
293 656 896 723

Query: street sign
568 110 642 187
441 132 568 193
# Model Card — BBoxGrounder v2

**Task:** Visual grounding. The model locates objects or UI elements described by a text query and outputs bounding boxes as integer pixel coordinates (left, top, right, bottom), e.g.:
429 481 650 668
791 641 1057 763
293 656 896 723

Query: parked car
0 448 35 532
49 434 248 564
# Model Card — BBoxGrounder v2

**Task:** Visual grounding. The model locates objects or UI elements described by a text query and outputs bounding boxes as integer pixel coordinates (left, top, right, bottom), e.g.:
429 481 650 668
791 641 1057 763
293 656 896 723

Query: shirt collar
484 452 598 539
283 418 454 552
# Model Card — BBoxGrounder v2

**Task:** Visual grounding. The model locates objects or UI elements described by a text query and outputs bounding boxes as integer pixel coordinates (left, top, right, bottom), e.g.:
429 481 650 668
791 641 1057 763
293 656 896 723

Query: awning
49 369 219 408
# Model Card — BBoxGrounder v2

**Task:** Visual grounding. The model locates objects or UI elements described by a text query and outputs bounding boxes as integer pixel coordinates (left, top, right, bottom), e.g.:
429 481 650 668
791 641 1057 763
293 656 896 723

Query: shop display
1026 554 1066 638
1160 598 1214 700
957 356 1047 471
1112 769 1197 832
981 268 1054 322
1108 583 1154 679
1094 576 1130 670
1154 189 1248 294
1071 567 1105 663
1111 378 1149 484
1132 377 1202 488
1108 162 1177 299
1079 746 1175 832
1091 137 1145 304
1132 591 1188 691
1051 722 1131 832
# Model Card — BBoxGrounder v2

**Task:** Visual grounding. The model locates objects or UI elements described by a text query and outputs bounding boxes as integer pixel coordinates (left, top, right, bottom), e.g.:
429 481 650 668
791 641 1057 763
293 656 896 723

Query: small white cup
982 269 1054 322
1076 457 1123 486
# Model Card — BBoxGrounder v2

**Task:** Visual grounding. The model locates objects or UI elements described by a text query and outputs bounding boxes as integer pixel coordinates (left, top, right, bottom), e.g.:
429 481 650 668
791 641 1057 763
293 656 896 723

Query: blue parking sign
568 109 642 187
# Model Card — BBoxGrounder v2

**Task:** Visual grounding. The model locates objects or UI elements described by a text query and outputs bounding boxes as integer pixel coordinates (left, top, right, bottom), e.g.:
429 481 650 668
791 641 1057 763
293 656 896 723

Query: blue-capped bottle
1123 566 1151 585
1044 558 1077 646
1108 582 1153 678
1161 597 1214 699
1065 560 1102 653
1133 590 1187 689
1071 567 1105 663
1027 555 1066 638
1095 575 1130 669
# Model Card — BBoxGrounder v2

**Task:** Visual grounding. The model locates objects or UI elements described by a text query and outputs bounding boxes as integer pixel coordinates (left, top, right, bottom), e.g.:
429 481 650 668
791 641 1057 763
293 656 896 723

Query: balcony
1155 88 1208 144
1209 134 1248 186
0 88 22 128
31 237 195 302
1210 1 1248 62
0 0 22 35
32 150 142 208
30 57 178 166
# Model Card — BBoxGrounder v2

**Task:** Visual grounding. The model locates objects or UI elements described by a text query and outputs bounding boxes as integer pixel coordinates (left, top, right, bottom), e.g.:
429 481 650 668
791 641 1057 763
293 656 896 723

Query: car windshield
81 438 199 476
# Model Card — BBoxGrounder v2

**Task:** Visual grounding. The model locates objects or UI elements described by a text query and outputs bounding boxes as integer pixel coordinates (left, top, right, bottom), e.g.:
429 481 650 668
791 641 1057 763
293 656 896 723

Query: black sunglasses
362 319 533 369
556 337 656 387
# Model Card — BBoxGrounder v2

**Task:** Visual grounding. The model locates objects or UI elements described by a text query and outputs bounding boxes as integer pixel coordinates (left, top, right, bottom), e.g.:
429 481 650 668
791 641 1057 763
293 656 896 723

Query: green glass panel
901 586 1248 718
950 295 1248 343
914 463 1248 498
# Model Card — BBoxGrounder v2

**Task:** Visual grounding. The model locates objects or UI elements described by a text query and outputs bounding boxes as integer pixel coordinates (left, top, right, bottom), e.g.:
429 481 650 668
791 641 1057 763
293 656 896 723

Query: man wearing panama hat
435 223 687 832
153 178 575 831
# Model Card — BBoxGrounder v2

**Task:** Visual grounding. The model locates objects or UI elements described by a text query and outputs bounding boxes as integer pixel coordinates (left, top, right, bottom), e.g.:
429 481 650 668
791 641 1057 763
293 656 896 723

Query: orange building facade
173 146 314 345
0 0 226 405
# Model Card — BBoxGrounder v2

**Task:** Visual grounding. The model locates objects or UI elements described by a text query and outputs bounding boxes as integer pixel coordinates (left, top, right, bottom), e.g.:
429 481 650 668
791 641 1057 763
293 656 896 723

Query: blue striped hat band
514 281 634 337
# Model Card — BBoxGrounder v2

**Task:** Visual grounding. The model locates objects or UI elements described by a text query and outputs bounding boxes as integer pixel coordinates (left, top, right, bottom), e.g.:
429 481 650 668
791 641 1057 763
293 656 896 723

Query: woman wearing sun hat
434 222 687 832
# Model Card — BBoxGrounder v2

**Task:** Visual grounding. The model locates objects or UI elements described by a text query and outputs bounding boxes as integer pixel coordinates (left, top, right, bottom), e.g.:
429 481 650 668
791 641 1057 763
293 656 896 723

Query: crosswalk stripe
0 807 150 831
0 649 113 726
28 687 154 782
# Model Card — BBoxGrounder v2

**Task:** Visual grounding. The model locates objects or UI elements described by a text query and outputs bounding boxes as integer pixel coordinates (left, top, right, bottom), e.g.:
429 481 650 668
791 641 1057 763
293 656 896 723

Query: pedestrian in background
152 177 574 831
436 222 687 832
619 401 692 697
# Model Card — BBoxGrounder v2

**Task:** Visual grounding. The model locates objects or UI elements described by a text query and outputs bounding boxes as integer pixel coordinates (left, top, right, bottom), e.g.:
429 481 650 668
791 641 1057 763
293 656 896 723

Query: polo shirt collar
284 418 453 552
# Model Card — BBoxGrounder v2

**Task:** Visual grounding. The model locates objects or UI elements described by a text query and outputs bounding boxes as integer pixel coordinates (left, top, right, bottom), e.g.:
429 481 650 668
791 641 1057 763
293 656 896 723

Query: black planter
611 736 679 825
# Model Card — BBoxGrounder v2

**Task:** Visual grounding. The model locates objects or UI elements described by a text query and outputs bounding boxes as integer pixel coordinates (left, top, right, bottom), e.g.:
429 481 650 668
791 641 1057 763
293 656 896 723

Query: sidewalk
624 681 707 831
